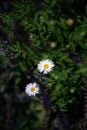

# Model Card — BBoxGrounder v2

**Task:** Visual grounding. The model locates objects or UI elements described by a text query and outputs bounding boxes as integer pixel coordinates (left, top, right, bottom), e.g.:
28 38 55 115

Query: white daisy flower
25 83 39 96
38 59 54 74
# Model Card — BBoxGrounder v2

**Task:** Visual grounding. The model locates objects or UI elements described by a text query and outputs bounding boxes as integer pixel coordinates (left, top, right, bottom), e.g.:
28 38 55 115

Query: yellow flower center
30 87 35 92
43 64 49 69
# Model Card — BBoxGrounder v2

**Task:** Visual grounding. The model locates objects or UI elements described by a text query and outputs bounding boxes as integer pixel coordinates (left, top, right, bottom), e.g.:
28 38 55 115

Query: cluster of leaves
0 0 87 130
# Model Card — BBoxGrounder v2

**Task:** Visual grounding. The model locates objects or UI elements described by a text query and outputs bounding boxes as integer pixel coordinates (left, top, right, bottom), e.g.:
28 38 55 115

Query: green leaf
19 62 26 71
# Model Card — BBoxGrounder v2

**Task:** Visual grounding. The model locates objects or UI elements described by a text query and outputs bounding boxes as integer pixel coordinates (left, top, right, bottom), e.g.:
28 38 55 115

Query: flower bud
66 18 73 26
50 42 56 48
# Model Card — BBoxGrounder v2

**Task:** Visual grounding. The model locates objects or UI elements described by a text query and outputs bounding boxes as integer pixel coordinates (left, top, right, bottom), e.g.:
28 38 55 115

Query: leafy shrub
0 0 87 130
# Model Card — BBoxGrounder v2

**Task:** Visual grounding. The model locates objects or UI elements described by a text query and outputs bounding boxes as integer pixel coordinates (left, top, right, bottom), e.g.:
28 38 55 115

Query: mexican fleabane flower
25 83 39 96
37 59 54 74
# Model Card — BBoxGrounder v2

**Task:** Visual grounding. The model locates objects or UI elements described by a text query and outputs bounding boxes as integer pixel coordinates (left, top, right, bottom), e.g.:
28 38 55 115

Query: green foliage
0 0 87 129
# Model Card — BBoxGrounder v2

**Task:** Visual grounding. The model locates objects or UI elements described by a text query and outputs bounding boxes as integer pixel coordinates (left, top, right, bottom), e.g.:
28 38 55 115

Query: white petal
33 82 37 87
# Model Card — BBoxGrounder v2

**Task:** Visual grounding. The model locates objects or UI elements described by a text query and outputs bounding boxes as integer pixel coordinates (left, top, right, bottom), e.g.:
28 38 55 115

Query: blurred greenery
0 0 87 130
